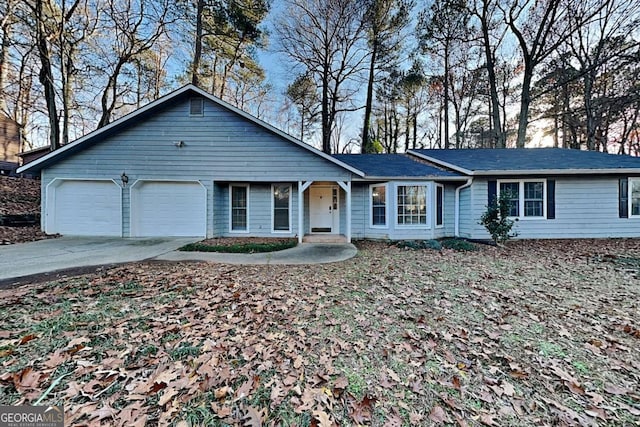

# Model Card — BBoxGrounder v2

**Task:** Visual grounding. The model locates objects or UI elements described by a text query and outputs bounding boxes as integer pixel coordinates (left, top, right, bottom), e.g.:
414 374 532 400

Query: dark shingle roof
333 154 463 178
411 148 640 174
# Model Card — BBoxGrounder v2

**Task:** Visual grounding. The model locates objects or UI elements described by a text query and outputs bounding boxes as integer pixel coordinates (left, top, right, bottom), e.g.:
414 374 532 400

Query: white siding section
463 177 640 239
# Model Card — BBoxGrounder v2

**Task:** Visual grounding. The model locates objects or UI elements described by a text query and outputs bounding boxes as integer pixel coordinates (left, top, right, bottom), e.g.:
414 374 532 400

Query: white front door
309 186 338 233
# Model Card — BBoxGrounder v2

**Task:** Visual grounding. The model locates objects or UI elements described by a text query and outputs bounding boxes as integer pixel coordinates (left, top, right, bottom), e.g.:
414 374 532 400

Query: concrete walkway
156 243 358 265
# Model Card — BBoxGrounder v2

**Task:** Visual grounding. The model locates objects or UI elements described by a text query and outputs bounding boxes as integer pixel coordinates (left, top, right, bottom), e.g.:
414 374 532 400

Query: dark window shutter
547 180 555 219
619 178 629 218
488 180 497 206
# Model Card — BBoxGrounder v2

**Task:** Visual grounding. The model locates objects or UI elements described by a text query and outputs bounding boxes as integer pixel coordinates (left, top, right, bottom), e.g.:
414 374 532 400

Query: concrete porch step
302 234 348 243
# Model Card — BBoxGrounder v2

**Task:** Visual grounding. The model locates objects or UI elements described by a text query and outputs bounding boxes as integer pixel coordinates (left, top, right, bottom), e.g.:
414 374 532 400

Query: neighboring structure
17 85 640 241
19 146 51 166
0 114 21 175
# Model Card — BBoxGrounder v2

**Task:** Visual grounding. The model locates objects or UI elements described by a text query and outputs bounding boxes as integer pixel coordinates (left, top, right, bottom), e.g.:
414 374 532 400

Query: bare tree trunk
98 60 124 128
192 0 204 86
479 0 504 148
35 0 60 150
0 14 11 113
443 45 450 149
583 73 596 150
515 67 533 148
362 41 377 153
321 63 331 153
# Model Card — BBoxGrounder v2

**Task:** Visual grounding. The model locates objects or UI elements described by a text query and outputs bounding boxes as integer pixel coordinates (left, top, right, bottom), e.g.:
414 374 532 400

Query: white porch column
298 181 313 243
337 181 351 242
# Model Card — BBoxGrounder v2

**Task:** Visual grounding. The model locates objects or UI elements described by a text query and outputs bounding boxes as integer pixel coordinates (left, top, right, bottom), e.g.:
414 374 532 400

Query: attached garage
45 179 122 236
130 181 207 237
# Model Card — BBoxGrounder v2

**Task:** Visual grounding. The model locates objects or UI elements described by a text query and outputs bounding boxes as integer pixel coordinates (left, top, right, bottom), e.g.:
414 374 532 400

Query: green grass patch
179 240 297 253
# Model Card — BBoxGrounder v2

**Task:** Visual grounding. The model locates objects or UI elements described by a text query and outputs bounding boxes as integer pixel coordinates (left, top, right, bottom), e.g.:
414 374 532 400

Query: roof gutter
455 178 473 237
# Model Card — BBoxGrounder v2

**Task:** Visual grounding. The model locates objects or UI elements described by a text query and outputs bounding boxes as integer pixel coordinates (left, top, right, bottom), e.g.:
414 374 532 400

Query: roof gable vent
189 97 204 116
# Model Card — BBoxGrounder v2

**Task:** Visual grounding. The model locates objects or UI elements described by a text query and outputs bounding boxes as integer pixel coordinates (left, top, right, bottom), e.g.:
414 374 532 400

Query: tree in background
32 0 60 149
418 0 471 149
565 0 639 151
277 0 368 154
95 0 174 127
286 73 320 141
360 0 413 153
190 0 269 107
470 0 507 148
1 0 639 153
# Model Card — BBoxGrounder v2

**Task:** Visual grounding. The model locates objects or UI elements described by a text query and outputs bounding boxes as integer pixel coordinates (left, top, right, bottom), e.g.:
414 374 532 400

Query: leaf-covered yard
1 240 639 426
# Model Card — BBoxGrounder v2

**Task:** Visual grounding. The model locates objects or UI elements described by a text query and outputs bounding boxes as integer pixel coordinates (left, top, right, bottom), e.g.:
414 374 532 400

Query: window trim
497 179 547 220
229 184 250 233
395 182 430 228
629 178 640 218
369 183 388 229
435 184 444 228
271 183 292 233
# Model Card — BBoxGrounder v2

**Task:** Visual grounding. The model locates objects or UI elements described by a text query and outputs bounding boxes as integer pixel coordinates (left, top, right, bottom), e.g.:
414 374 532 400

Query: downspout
455 178 473 237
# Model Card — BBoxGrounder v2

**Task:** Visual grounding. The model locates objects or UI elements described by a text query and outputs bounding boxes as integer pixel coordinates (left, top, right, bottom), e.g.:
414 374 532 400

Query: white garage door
48 180 122 236
131 181 206 237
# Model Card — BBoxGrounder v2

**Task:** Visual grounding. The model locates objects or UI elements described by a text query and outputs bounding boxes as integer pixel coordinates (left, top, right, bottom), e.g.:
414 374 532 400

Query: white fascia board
474 168 640 176
407 150 474 175
354 175 470 181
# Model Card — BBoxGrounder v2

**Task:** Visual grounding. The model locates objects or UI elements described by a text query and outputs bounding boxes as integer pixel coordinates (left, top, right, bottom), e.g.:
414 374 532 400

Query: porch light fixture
121 172 129 187
174 140 185 148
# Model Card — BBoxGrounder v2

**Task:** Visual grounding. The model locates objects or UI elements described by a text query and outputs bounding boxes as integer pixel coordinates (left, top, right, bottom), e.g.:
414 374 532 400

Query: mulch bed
197 237 297 247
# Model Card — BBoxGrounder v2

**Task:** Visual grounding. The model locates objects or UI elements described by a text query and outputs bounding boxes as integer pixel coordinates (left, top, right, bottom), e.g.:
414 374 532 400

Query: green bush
440 238 477 251
397 240 442 251
479 191 516 245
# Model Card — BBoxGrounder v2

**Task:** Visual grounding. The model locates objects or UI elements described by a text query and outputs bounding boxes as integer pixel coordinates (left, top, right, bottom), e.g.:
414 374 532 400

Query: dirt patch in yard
0 239 639 425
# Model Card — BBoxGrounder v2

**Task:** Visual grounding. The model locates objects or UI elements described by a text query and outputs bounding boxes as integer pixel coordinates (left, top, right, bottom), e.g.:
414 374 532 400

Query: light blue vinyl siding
41 97 352 237
433 184 456 239
458 186 473 238
350 181 439 240
463 177 640 239
43 99 351 182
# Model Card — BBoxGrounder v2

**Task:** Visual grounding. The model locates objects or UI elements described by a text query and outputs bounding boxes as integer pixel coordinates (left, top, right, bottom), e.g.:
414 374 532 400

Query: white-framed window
630 178 640 216
230 184 249 232
498 180 546 219
189 97 204 116
397 184 428 226
272 184 291 232
370 184 387 227
436 184 444 227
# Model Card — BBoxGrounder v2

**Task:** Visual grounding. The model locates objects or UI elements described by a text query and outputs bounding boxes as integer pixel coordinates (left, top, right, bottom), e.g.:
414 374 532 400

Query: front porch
302 234 349 243
298 180 352 243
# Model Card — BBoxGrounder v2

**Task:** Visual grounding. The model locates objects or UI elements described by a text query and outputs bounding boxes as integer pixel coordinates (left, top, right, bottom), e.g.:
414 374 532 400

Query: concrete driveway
0 238 359 284
0 237 197 281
